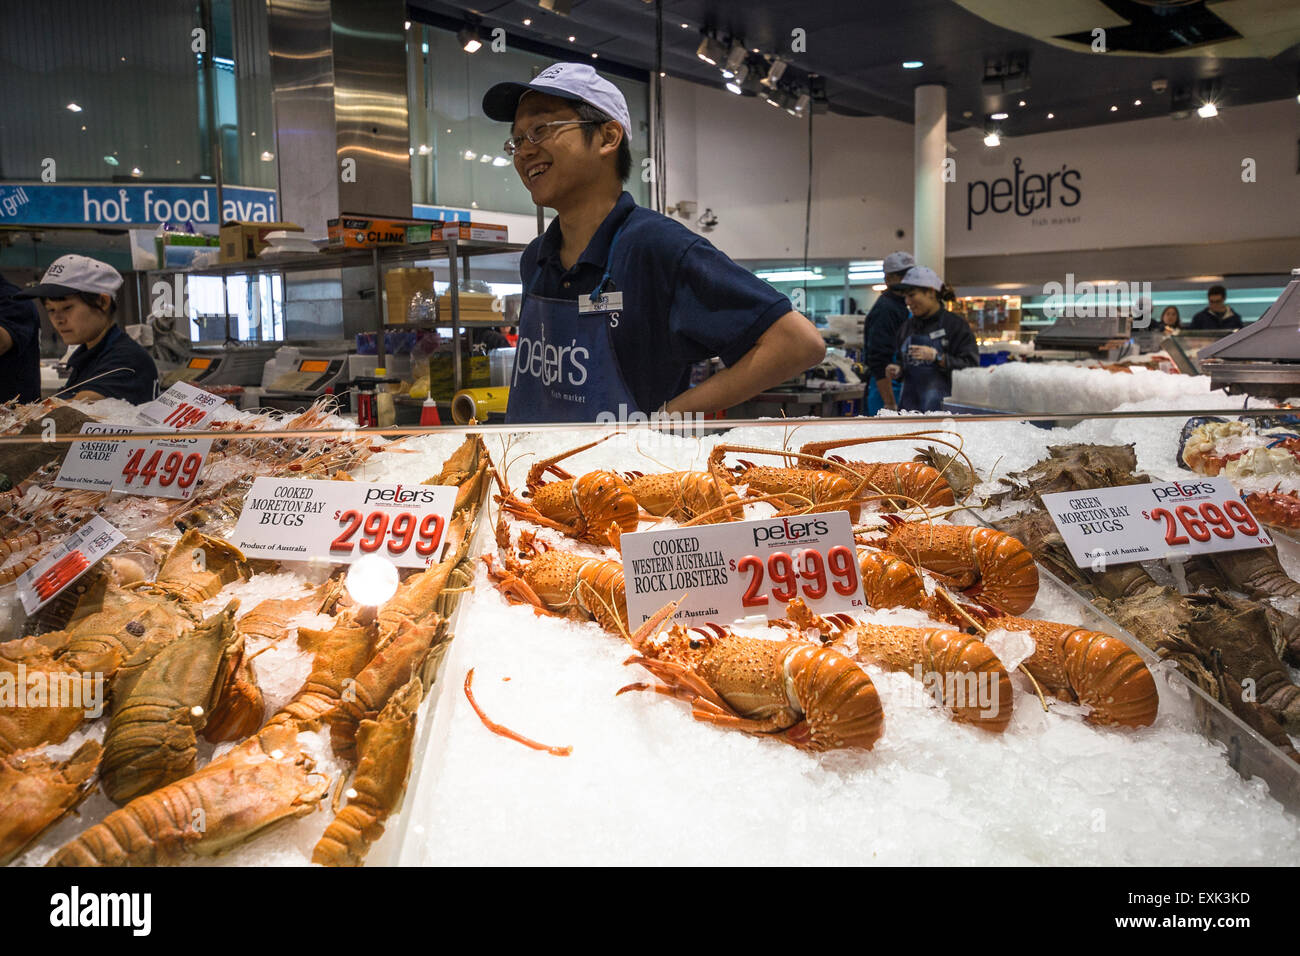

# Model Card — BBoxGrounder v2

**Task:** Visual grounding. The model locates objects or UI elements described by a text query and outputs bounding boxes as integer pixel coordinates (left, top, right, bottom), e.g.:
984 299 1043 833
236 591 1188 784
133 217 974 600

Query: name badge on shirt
577 291 623 314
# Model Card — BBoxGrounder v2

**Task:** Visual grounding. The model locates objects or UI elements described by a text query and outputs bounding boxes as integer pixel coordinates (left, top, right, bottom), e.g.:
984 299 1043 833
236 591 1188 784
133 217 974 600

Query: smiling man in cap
17 254 158 404
483 62 825 423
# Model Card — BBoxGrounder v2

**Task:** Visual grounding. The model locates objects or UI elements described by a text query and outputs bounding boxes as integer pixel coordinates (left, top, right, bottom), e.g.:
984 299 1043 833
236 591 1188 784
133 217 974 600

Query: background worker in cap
0 273 41 403
17 255 158 404
483 63 825 423
863 251 913 414
885 266 978 413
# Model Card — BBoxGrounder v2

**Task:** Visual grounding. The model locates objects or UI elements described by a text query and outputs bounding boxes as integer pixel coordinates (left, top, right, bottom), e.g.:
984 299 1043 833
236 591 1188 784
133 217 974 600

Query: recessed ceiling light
260 151 275 162
1197 101 1218 118
66 103 82 112
130 167 142 177
522 18 531 26
1109 105 1118 112
568 35 575 42
659 71 666 77
1046 112 1054 119
902 60 923 69
1133 99 1142 106
404 20 410 29
983 132 1001 147
991 111 1008 120
1018 100 1026 107
591 52 598 58
681 23 689 29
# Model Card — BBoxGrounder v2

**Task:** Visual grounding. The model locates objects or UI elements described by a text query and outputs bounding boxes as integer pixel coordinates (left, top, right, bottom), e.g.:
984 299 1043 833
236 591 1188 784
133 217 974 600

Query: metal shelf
147 237 527 392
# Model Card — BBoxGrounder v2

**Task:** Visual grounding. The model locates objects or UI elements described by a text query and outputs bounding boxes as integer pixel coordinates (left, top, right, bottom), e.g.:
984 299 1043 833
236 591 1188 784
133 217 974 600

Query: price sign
111 436 212 500
231 478 456 568
619 510 862 628
1041 477 1272 569
17 516 125 615
135 381 228 430
51 423 135 492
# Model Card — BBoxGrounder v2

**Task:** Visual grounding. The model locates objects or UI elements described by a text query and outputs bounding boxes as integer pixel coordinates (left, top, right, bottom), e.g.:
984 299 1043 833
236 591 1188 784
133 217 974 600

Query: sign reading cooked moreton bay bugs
619 510 862 627
232 477 457 568
1041 477 1272 569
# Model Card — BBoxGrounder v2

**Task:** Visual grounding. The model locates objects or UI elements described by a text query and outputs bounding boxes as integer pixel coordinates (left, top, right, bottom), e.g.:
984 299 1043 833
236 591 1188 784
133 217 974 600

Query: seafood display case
3 402 1300 867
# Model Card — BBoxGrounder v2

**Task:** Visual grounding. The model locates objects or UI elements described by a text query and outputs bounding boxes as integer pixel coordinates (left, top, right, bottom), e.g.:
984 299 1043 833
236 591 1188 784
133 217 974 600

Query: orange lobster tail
840 461 955 509
1001 617 1158 728
852 623 1013 732
784 644 885 750
858 550 928 611
882 523 1038 615
738 466 861 521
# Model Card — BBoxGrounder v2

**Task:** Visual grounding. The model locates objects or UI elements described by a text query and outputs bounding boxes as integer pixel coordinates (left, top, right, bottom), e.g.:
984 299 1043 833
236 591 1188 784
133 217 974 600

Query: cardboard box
219 221 302 263
327 215 424 248
440 222 509 243
404 223 446 244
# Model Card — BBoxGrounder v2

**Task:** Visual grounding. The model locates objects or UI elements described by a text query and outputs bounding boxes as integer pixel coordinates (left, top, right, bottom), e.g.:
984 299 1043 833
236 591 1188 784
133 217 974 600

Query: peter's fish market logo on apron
512 330 591 391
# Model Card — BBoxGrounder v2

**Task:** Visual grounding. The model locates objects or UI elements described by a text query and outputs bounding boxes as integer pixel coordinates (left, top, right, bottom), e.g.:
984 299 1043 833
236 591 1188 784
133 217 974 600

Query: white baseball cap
899 266 944 291
882 251 915 274
483 62 632 142
17 254 123 299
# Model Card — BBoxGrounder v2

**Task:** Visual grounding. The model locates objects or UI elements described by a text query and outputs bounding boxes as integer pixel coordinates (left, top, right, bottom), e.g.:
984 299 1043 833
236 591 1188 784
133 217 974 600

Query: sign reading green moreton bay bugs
1041 477 1271 569
619 510 862 627
232 477 456 568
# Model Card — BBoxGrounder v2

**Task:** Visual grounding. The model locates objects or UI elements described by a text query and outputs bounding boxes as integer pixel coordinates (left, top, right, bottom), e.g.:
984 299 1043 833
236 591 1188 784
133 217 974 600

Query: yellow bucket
451 387 509 424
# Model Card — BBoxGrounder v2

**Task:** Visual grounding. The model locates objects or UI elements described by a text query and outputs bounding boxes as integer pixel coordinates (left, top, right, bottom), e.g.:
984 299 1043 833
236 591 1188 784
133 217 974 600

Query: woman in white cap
482 62 825 423
885 266 978 412
17 254 158 405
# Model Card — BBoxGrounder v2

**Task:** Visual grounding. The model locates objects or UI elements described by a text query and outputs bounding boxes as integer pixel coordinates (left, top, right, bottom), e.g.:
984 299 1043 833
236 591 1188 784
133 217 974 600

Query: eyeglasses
503 120 599 156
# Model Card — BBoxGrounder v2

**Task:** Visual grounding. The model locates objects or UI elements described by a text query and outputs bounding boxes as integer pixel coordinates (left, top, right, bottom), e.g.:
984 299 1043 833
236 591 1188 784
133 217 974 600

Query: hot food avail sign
1041 478 1271 569
619 511 862 627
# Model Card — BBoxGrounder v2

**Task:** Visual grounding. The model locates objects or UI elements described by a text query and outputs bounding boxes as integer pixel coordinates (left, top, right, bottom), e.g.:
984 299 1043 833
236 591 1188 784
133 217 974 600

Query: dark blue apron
506 221 638 424
898 327 948 412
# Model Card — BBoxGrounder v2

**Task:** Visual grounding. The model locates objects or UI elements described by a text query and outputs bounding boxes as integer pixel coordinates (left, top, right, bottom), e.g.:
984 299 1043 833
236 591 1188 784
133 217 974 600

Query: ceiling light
659 71 666 78
755 269 823 282
103 155 119 166
681 23 689 29
787 92 811 117
1046 112 1055 119
523 18 531 25
66 103 82 112
80 125 86 131
567 35 575 42
130 167 142 177
725 64 748 94
1109 105 1118 112
983 132 1000 147
1197 101 1218 118
761 59 787 89
462 149 477 160
990 111 1008 120
417 144 431 155
260 151 275 161
902 61 923 69
458 26 481 53
1018 100 1026 107
721 43 747 78
1133 99 1142 106
871 283 887 292
479 153 492 163
492 156 510 166
404 20 411 29
408 147 414 155
696 34 727 67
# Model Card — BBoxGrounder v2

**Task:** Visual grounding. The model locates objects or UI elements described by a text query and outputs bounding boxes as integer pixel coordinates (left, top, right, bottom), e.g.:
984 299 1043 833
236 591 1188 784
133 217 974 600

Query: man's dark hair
1208 284 1227 300
573 102 632 183
43 291 115 315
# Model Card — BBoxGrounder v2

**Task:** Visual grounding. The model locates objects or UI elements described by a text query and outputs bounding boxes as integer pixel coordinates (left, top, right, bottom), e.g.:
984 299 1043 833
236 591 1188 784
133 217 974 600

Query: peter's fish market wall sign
966 157 1081 230
232 477 456 568
620 511 862 627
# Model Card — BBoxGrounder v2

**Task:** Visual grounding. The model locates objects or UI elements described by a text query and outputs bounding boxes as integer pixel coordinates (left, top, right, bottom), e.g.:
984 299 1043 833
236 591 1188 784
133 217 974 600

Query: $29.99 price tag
233 477 456 568
1041 477 1271 569
620 510 862 628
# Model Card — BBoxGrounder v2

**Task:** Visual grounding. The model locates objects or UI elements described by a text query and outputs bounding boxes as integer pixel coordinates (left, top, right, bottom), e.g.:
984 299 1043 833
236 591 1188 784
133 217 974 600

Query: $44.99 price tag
232 477 456 568
1041 477 1271 569
17 516 126 615
619 510 861 628
112 436 212 500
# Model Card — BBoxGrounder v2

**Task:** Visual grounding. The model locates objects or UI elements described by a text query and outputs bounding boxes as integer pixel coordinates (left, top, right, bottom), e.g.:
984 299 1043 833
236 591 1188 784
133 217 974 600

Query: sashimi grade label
627 537 729 594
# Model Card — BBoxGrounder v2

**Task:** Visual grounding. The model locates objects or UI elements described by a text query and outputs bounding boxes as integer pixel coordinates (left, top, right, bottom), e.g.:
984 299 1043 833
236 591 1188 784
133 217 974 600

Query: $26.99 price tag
1041 477 1271 569
232 477 456 568
619 510 862 628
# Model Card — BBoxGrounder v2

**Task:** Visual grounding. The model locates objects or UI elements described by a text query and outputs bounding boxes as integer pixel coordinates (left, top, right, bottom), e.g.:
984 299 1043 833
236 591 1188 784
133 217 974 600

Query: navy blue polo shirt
520 191 791 414
0 277 41 403
61 323 159 405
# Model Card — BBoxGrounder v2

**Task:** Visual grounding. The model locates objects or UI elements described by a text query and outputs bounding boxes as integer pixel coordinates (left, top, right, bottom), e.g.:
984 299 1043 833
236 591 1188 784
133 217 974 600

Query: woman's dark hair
1161 305 1181 328
42 291 115 315
938 283 958 305
573 102 632 183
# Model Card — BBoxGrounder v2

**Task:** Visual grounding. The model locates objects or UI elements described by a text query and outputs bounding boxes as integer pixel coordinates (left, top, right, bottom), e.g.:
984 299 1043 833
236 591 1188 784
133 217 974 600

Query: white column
913 84 947 274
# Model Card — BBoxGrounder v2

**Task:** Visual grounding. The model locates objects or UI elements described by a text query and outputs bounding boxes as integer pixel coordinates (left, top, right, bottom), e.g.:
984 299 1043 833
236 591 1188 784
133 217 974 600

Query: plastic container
489 347 516 387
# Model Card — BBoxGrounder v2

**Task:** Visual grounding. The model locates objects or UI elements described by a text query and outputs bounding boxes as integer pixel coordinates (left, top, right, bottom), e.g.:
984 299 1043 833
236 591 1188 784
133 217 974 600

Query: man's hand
907 344 938 364
875 377 897 410
885 364 901 380
663 310 825 414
